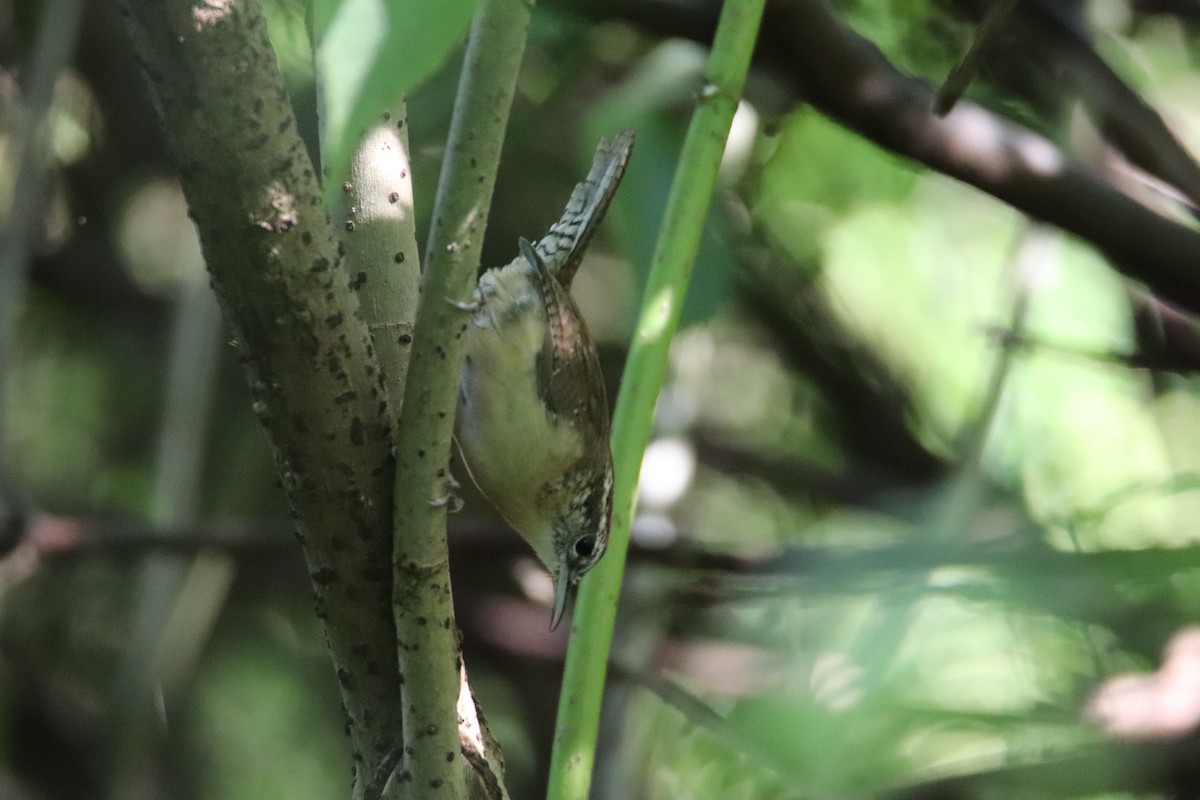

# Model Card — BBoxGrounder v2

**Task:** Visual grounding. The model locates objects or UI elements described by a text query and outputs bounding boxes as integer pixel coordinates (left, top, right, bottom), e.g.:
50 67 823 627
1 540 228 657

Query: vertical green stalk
390 0 532 795
317 97 421 409
110 272 224 791
546 1 766 798
0 0 84 524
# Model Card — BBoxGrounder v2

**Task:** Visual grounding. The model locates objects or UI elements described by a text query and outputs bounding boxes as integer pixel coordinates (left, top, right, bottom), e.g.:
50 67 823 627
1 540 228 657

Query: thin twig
109 275 225 778
390 0 533 795
0 0 85 528
935 0 1019 115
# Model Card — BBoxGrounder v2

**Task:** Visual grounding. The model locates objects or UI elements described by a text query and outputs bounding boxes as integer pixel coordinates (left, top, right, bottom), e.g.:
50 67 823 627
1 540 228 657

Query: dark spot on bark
394 252 405 263
361 563 388 582
310 257 330 273
417 616 427 625
445 752 455 762
350 417 364 445
326 311 344 328
335 390 357 403
398 333 412 345
345 220 355 231
430 778 443 789
417 449 425 458
312 567 338 585
388 192 399 203
351 271 367 289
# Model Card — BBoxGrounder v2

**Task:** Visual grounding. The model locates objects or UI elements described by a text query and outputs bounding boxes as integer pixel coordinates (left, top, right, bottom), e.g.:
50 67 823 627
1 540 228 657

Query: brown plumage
456 131 634 628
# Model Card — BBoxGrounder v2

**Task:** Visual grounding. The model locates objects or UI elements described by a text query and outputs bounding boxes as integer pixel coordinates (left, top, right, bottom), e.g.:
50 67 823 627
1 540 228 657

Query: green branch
119 1 400 793
546 0 767 797
389 0 532 795
320 97 422 419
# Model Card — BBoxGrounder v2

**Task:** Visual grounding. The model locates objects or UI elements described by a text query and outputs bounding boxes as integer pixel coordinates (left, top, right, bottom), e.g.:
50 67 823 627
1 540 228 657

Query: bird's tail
534 129 635 288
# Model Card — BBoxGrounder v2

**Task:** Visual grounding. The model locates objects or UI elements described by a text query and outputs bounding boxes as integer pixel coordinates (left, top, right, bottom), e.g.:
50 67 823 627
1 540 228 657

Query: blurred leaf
312 0 481 195
190 619 347 800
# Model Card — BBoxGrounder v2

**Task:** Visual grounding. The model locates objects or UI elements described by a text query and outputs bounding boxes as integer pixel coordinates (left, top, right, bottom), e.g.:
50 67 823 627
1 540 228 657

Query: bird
456 129 634 629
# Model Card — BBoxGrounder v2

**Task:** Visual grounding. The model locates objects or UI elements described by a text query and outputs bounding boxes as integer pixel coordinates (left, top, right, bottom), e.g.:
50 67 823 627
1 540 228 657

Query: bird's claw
428 474 464 513
447 291 484 313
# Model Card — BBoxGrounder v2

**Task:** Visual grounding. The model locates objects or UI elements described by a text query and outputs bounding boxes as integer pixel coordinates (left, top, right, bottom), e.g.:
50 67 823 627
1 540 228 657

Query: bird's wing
519 239 610 444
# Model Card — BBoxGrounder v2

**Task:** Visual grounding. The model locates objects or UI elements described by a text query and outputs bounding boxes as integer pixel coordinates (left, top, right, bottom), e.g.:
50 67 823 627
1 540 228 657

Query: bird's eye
574 535 596 558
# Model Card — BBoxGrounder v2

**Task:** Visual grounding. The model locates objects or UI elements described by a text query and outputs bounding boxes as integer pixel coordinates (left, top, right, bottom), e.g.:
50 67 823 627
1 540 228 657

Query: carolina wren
456 130 634 629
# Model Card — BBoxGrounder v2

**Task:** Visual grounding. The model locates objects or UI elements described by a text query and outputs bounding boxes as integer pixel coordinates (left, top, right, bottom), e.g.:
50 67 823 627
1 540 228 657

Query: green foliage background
4 0 1200 798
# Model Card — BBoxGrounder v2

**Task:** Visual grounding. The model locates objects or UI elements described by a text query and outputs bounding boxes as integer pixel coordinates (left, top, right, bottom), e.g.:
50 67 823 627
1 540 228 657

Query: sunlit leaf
312 0 481 196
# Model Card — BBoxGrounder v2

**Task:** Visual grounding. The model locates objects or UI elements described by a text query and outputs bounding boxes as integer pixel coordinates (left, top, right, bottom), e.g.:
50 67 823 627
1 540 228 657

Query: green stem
390 0 532 795
546 0 766 797
318 98 421 409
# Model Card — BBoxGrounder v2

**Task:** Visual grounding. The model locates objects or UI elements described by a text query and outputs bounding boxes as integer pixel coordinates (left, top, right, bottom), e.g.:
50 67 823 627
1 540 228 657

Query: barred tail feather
535 129 635 288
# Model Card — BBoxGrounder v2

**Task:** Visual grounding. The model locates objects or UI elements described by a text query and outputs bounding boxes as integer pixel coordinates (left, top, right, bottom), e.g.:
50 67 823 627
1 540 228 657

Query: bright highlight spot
637 287 676 342
638 437 696 507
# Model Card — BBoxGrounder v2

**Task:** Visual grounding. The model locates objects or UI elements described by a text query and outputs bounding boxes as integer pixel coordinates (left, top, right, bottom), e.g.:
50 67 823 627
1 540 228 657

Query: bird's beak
550 568 572 631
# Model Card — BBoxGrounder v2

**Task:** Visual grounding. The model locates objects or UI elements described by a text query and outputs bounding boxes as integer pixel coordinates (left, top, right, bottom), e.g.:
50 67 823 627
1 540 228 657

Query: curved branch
582 0 1200 317
119 0 400 791
761 0 1200 315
